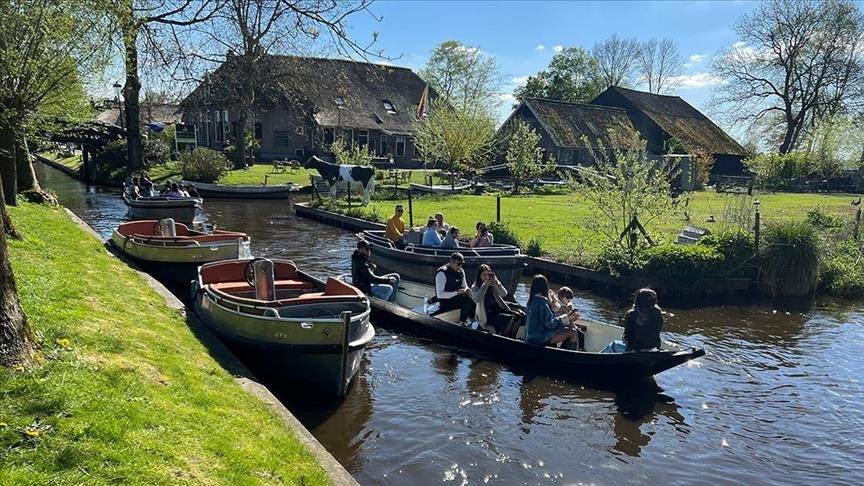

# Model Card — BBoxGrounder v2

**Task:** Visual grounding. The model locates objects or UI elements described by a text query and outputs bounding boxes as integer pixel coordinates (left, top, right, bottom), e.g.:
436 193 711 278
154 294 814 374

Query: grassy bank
39 150 82 170
0 202 331 484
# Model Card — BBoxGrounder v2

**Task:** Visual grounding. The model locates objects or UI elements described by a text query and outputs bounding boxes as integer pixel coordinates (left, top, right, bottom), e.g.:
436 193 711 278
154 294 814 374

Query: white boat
108 218 251 283
408 182 474 194
122 193 202 223
192 258 375 397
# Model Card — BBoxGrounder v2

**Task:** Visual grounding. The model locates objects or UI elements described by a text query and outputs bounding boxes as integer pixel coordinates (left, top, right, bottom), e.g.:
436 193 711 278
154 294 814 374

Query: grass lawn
216 163 438 187
1 202 332 484
340 190 862 264
39 151 81 170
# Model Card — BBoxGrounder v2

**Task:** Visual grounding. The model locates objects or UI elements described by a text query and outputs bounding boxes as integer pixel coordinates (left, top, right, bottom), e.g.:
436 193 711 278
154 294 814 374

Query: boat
181 180 298 199
108 218 252 284
359 229 527 296
408 182 474 194
192 258 375 397
345 278 705 384
122 193 202 223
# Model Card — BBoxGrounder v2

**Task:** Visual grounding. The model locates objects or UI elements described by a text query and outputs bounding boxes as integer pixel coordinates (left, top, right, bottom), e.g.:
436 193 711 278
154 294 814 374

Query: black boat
348 278 705 384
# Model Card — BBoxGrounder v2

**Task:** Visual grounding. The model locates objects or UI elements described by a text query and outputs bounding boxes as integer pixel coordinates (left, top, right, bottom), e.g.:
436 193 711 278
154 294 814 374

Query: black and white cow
304 156 376 205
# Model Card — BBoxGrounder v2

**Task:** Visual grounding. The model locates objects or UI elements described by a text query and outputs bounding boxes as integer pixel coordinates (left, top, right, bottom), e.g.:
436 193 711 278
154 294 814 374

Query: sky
344 0 757 133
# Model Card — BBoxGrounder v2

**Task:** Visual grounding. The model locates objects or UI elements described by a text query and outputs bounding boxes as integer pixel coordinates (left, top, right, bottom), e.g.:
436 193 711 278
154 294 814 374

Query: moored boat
108 219 252 283
181 180 297 199
192 258 374 397
122 193 202 223
348 278 705 384
408 182 473 194
360 229 527 296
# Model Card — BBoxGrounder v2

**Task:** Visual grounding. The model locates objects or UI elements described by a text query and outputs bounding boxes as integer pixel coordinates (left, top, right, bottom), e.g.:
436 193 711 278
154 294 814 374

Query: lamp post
112 82 124 130
753 199 761 252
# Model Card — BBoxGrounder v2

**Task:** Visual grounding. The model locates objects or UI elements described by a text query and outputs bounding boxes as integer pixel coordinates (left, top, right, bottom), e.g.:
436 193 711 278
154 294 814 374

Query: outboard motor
158 218 176 237
253 258 276 301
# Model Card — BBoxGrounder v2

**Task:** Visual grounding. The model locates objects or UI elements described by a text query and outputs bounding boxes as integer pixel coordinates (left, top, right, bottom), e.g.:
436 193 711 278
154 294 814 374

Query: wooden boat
192 258 374 397
348 278 705 384
122 193 202 223
181 180 297 199
360 229 527 296
408 182 473 194
108 219 252 284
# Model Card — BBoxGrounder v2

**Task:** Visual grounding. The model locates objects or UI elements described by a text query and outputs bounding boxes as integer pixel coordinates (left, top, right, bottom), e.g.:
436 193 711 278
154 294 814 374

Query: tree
420 40 502 117
330 138 374 166
578 128 675 246
636 38 684 94
592 34 641 90
502 120 555 194
0 179 33 367
515 47 604 103
713 0 864 154
413 98 496 182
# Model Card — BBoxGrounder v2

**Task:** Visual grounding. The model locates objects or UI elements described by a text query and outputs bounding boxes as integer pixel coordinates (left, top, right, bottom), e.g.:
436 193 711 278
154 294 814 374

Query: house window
214 111 222 143
322 127 334 145
254 122 262 140
383 100 396 114
358 129 369 147
396 136 406 156
295 148 305 157
380 138 389 157
273 130 291 148
222 110 229 140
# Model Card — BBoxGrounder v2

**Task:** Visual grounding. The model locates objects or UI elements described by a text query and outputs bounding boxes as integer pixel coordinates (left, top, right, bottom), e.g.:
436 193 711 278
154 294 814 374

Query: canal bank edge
292 202 756 305
65 208 358 486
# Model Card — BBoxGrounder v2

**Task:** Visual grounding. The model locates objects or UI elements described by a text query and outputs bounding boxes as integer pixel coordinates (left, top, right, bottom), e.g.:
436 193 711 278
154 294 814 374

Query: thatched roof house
179 55 429 165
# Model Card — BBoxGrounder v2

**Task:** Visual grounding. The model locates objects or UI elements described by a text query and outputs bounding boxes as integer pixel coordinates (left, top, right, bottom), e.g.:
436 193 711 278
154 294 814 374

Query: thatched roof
594 86 744 155
181 55 428 134
519 98 638 148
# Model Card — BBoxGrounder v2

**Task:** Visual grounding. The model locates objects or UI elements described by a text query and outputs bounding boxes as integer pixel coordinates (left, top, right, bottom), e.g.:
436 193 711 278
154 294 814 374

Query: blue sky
347 0 757 130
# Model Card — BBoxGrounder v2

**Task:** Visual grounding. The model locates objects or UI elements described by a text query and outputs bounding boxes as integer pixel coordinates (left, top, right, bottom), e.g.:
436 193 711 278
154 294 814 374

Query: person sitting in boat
422 217 444 247
525 274 583 350
549 286 574 315
441 226 461 249
470 222 494 248
385 204 407 248
602 288 663 353
162 182 185 198
434 212 450 234
351 240 400 302
471 264 522 335
139 173 154 196
435 252 475 325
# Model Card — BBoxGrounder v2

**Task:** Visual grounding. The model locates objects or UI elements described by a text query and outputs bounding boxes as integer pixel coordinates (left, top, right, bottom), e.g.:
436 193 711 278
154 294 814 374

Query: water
35 162 864 484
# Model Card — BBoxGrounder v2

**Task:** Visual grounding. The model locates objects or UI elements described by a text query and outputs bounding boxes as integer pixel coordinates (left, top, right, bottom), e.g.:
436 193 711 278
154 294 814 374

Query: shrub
697 231 756 277
526 237 543 257
806 207 844 229
487 221 522 249
92 139 128 183
819 238 864 297
593 245 648 277
761 221 819 297
179 148 230 183
641 244 722 284
144 139 171 166
744 151 816 190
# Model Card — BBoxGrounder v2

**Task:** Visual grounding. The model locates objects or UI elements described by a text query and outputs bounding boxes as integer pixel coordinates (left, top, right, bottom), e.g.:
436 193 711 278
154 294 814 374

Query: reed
761 220 820 297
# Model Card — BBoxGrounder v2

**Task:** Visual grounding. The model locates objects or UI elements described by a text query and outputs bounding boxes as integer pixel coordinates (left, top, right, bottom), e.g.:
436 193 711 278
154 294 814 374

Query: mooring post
855 207 862 240
753 200 761 252
496 195 501 222
408 189 414 227
347 181 352 208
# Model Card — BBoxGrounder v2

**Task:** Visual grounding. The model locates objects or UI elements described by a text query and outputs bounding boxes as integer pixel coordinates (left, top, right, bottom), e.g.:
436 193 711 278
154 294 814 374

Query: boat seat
209 279 315 294
200 259 299 285
117 220 191 237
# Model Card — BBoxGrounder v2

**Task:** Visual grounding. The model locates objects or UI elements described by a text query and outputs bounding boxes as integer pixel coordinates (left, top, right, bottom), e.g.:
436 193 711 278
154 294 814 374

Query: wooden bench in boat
207 276 366 310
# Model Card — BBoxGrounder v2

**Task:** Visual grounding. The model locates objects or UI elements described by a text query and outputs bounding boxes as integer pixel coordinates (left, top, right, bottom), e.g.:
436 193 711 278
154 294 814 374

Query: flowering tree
502 120 555 194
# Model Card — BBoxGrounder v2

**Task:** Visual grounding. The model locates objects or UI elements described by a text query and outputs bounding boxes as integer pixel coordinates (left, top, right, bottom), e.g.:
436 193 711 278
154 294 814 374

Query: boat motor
158 218 176 237
253 258 276 301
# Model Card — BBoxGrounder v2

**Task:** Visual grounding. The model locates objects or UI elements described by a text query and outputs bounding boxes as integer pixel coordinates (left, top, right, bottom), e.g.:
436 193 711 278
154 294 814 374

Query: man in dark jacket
351 240 400 302
434 252 475 324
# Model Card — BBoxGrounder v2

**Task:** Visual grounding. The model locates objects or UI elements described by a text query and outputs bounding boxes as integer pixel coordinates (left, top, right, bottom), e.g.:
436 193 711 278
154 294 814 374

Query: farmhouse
502 86 747 178
179 55 429 167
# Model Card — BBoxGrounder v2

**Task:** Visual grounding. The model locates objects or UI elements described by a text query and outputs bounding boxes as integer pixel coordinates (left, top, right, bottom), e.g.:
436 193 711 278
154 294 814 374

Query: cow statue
304 156 376 205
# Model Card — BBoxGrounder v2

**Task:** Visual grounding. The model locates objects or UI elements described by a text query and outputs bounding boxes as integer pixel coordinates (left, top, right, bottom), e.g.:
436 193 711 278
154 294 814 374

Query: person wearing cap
434 252 475 324
351 240 400 302
384 204 407 245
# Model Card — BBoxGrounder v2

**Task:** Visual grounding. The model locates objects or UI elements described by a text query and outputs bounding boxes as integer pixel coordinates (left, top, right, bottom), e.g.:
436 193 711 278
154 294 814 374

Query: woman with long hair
470 264 521 335
524 274 582 350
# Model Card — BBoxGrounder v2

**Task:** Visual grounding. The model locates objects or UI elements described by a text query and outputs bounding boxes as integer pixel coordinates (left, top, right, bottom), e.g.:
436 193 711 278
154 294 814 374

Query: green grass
217 163 437 187
332 190 862 264
1 202 331 484
40 151 81 170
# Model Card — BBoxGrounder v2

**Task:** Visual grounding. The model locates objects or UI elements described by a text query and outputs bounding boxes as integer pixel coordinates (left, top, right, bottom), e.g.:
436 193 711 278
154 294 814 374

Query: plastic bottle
423 296 429 314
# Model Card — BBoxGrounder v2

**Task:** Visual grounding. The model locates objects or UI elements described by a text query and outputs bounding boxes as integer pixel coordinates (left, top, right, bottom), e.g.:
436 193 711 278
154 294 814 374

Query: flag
417 83 429 120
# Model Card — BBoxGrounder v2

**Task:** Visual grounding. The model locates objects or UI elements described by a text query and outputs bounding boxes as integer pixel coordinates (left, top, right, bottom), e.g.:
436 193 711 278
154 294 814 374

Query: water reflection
612 379 685 457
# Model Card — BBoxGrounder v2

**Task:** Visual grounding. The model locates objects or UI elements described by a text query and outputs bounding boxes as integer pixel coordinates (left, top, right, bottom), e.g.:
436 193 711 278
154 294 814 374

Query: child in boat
602 288 663 353
525 274 582 350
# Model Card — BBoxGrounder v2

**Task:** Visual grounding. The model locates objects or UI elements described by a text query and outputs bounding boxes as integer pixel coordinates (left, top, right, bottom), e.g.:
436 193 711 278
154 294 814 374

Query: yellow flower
25 429 40 438
0 422 8 427
55 338 70 348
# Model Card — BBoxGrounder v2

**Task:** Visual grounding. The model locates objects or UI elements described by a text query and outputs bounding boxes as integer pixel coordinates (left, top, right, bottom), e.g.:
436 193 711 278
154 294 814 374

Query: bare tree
636 38 684 94
592 34 640 90
421 40 503 118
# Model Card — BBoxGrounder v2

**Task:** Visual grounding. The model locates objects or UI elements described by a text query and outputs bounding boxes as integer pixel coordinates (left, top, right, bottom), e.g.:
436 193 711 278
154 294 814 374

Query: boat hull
123 194 201 223
182 180 296 199
361 230 527 295
408 182 472 194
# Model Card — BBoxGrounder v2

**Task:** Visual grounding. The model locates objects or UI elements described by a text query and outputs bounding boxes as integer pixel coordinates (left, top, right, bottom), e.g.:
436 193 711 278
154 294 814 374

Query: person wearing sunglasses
385 204 407 247
434 252 475 325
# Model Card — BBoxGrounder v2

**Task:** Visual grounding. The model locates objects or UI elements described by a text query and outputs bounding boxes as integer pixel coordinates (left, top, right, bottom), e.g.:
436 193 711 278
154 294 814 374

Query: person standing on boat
351 240 400 302
525 274 582 350
471 264 522 335
435 252 475 324
441 227 461 249
385 204 407 247
422 217 443 246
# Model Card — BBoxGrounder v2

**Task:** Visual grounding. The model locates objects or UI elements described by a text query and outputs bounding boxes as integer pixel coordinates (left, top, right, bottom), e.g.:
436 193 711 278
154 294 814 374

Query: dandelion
55 338 71 348
25 429 40 438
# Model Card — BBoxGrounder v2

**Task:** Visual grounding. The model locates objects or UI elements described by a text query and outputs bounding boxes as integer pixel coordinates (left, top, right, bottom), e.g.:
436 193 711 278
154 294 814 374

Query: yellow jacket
384 215 406 242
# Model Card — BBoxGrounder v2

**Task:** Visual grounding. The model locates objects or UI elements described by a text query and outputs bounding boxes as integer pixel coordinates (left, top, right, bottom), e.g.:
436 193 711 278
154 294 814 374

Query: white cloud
498 93 517 104
668 72 725 89
553 45 564 53
689 54 706 63
535 44 546 51
511 75 530 86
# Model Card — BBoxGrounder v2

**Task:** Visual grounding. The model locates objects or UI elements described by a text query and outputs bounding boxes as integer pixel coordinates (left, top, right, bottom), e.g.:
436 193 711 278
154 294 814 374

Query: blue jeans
371 273 400 302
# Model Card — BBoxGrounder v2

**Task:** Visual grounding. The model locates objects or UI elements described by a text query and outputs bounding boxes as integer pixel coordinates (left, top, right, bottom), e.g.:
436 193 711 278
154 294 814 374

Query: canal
35 161 864 484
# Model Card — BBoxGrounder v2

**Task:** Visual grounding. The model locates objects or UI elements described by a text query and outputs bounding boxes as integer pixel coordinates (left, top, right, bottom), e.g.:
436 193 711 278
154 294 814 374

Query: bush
593 245 648 277
697 231 756 277
641 244 722 284
92 139 128 183
761 221 819 297
819 238 864 297
179 148 230 183
744 151 816 190
487 221 522 249
806 207 844 229
144 139 172 166
526 237 543 257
